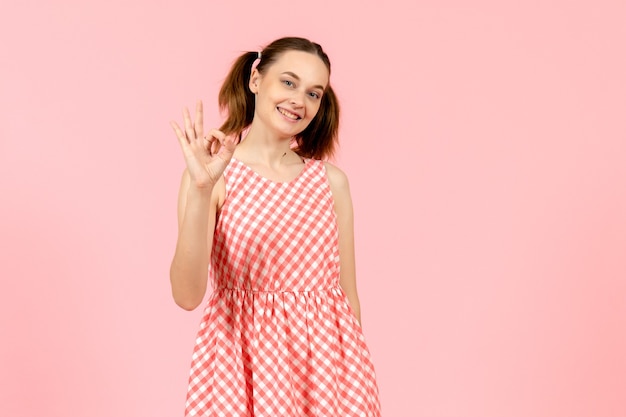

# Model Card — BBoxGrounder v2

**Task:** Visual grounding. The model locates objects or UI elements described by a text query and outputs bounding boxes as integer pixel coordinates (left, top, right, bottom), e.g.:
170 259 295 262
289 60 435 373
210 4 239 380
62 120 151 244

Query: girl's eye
308 92 321 99
282 80 294 87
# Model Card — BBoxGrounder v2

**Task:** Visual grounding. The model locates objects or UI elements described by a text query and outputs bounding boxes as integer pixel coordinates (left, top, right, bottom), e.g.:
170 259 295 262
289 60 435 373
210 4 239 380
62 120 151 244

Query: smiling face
249 50 330 139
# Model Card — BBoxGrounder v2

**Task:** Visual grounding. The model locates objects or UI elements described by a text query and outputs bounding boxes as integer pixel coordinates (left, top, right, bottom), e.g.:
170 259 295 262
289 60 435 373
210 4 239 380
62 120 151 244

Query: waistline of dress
212 285 342 294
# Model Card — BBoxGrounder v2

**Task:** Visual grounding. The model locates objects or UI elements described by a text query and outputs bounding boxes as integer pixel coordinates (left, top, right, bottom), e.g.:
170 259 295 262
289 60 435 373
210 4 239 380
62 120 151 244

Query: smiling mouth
277 107 301 121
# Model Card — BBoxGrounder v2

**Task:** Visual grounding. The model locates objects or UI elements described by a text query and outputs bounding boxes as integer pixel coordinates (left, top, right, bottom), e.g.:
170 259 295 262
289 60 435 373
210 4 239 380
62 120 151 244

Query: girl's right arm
168 100 236 310
169 170 223 310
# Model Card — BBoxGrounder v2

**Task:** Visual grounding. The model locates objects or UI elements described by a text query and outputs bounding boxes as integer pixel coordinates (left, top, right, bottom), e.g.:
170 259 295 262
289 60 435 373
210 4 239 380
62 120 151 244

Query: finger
212 133 237 158
207 128 226 143
206 129 235 156
205 129 226 156
204 135 218 156
183 107 195 140
211 139 222 156
194 100 203 139
222 134 239 152
204 136 216 156
170 121 189 149
216 134 238 160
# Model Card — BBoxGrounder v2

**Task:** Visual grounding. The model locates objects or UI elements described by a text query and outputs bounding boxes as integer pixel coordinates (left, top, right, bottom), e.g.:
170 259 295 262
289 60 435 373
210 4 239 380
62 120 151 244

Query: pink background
1 1 625 416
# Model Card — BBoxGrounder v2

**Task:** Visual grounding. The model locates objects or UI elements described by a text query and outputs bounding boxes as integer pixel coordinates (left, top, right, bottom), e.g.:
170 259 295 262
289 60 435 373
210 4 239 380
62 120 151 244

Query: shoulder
323 161 350 191
322 162 354 221
322 162 353 208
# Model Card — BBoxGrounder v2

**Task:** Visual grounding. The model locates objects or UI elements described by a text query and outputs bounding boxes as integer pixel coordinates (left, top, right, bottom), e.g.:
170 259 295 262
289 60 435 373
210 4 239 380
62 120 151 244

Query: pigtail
293 85 340 160
218 51 258 139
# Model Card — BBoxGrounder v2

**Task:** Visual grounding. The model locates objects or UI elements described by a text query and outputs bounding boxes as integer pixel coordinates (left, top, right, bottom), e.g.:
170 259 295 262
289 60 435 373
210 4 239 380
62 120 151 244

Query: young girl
170 37 381 417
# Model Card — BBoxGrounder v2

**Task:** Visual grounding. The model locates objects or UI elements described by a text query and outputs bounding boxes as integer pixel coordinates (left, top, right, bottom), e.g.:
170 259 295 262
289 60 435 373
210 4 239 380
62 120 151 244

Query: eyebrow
281 72 326 91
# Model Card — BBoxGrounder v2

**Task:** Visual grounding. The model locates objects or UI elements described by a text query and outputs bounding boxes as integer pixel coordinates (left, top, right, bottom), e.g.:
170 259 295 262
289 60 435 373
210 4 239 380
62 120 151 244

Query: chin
273 120 310 138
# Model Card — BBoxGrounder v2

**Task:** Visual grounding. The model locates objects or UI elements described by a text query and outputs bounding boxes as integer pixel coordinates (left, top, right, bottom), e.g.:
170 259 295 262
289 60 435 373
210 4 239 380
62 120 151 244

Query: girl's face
249 50 329 139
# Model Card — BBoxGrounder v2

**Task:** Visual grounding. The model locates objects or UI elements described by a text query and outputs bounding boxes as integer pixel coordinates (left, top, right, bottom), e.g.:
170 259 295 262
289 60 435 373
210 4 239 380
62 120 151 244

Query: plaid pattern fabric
185 158 381 416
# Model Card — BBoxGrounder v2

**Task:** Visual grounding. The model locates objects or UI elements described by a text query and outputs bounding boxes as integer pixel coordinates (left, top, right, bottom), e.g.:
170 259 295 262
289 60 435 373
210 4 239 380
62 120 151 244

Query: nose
289 90 305 107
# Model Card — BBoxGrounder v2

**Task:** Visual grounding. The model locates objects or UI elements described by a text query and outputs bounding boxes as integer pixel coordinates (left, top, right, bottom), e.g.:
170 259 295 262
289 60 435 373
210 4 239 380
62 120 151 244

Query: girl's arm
169 101 235 311
169 170 224 310
326 163 362 326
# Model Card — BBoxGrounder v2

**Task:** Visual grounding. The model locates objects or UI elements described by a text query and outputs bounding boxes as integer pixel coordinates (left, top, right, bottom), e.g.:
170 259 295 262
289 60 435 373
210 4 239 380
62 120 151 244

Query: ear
249 69 260 94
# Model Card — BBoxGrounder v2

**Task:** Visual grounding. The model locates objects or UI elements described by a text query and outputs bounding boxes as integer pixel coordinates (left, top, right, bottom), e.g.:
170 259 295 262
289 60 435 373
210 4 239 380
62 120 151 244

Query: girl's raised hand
170 100 237 189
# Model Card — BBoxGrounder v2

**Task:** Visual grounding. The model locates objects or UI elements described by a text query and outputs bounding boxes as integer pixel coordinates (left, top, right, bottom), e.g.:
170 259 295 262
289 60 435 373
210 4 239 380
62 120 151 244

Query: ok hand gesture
170 100 238 189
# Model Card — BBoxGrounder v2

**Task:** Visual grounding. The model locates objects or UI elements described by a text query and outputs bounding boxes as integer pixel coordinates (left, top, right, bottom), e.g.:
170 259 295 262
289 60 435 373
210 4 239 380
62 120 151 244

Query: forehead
267 50 329 88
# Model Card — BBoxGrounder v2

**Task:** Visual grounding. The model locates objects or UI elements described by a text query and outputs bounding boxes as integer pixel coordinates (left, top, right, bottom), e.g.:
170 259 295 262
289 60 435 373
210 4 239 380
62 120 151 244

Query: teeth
278 107 299 120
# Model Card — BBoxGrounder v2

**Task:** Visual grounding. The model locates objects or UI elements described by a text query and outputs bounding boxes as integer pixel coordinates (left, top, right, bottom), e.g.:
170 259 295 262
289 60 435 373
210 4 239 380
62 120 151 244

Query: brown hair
218 37 340 160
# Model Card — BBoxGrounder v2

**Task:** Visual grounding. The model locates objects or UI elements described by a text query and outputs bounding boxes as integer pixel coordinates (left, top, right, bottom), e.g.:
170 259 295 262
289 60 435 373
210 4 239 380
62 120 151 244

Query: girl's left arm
326 162 362 326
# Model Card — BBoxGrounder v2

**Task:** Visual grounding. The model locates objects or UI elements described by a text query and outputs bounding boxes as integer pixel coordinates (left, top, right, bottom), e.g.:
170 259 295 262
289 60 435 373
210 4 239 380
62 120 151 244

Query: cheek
307 101 322 118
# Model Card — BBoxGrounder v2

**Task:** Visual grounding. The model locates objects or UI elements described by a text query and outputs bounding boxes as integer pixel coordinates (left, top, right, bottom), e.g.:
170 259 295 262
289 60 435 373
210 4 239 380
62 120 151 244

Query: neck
238 123 296 166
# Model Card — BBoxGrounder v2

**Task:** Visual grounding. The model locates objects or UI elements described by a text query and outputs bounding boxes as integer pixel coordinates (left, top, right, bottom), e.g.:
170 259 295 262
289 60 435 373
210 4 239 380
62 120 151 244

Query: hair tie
251 51 261 72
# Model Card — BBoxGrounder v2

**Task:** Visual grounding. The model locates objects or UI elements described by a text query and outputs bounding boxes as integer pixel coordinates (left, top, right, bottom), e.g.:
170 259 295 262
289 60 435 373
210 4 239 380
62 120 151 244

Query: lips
277 107 302 121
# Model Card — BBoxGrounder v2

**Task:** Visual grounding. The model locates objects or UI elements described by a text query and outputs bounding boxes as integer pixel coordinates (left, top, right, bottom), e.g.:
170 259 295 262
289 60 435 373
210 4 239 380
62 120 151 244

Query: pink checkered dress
184 158 381 417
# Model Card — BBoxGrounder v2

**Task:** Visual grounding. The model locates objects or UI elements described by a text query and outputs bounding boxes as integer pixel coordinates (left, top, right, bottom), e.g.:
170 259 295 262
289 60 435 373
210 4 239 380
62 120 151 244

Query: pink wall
1 1 625 416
